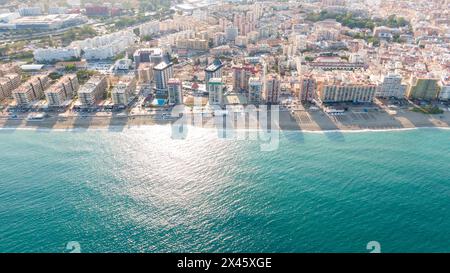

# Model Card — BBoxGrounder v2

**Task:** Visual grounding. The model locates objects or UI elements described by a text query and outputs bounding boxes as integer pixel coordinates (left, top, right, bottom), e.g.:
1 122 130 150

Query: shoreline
1 109 450 134
1 124 450 134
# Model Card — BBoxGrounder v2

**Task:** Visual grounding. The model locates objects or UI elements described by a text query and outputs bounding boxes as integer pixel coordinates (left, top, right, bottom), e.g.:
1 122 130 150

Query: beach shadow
432 114 450 127
309 110 345 142
280 110 304 144
0 116 24 133
417 112 449 128
72 111 93 132
217 113 234 139
108 113 128 132
342 109 404 130
183 111 214 129
391 110 439 129
24 115 58 132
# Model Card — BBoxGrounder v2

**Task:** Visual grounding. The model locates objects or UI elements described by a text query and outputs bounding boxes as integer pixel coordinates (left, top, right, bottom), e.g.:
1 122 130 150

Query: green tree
65 64 77 72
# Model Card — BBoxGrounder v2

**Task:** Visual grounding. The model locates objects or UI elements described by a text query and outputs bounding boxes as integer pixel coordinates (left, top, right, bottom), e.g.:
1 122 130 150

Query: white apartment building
83 47 115 60
139 20 160 37
71 30 136 60
167 78 183 105
0 12 20 26
193 9 208 21
248 77 263 105
373 26 400 40
111 77 137 106
13 74 50 105
210 45 233 56
247 31 259 44
313 71 377 103
78 75 108 106
439 82 450 101
0 63 21 76
283 44 298 57
320 84 376 103
158 15 203 33
33 29 135 62
300 75 316 102
133 48 164 67
45 74 79 106
235 36 248 47
212 32 227 47
137 63 154 84
48 6 67 14
153 61 174 93
18 6 42 16
349 53 365 64
0 73 20 99
225 26 239 42
175 38 209 51
34 47 81 63
264 74 280 104
376 74 407 99
208 78 225 106
159 30 196 47
314 20 341 41
205 58 224 89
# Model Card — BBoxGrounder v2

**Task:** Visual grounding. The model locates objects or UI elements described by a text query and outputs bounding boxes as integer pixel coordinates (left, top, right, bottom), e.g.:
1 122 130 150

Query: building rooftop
78 75 105 94
133 48 163 56
205 58 223 72
224 93 248 105
20 64 44 71
154 61 173 70
46 75 76 93
314 70 376 86
208 78 223 85
168 78 181 85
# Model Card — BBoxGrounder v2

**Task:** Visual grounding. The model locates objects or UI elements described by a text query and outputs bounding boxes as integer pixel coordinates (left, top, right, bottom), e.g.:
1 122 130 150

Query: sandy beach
1 108 450 132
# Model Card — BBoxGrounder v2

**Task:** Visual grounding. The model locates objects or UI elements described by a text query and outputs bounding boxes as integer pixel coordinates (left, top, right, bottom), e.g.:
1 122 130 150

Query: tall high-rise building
77 75 108 106
225 25 238 42
153 61 174 95
137 63 154 84
13 74 50 105
18 6 42 16
111 77 137 106
248 77 263 105
0 63 21 76
0 73 21 100
376 74 406 99
133 48 164 67
167 78 183 105
208 78 225 106
34 47 81 63
233 12 256 36
233 64 255 93
300 75 316 102
439 80 450 101
264 74 280 104
205 58 224 89
314 72 376 103
320 85 376 103
408 78 440 101
45 74 79 106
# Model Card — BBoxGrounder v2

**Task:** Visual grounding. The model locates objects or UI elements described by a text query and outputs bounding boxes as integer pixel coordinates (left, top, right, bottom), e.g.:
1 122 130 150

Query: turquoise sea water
1 126 450 253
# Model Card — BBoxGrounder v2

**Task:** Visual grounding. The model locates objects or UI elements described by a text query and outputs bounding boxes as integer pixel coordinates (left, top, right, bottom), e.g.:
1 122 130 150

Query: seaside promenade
1 108 450 132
